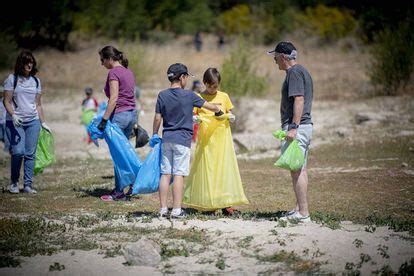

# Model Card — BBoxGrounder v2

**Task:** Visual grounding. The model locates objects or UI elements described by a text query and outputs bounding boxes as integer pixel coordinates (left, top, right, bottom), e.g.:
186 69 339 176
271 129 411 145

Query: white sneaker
8 183 19 194
159 208 169 218
23 186 37 194
280 211 311 222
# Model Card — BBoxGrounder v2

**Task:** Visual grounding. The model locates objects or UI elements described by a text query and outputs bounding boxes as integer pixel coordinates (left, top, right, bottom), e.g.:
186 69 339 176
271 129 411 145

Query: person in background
81 87 98 144
0 86 9 152
97 45 137 201
152 63 222 219
194 31 203 52
268 41 314 222
3 50 51 194
191 80 203 143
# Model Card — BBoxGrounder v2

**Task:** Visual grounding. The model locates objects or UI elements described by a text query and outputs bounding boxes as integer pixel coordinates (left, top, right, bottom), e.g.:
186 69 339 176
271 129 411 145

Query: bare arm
287 95 304 140
202 102 220 113
3 91 14 116
102 80 119 120
152 113 162 135
35 94 45 123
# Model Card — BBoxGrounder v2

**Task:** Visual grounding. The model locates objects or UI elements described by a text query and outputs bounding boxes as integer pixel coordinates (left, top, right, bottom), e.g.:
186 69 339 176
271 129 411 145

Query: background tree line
0 0 412 94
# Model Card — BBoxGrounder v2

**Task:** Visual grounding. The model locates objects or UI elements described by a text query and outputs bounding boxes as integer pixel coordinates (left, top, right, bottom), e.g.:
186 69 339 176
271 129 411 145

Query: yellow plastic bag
184 114 249 210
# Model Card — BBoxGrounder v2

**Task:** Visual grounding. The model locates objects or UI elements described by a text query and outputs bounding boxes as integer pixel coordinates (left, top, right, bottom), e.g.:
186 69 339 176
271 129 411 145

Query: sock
160 207 168 214
171 208 182 216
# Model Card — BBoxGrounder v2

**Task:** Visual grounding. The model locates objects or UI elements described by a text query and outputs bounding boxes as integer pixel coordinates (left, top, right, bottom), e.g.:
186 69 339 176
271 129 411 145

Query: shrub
368 22 414 95
295 4 357 41
120 40 154 86
218 5 253 35
220 39 267 132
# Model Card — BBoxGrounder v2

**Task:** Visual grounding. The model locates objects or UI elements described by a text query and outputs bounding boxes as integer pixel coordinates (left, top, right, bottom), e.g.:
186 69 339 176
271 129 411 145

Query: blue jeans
110 109 137 191
5 119 41 187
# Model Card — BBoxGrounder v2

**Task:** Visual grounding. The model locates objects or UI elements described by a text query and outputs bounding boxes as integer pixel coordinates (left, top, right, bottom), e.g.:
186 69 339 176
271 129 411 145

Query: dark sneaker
100 191 126 201
170 210 187 219
126 186 133 196
222 207 235 216
23 186 37 194
8 183 19 194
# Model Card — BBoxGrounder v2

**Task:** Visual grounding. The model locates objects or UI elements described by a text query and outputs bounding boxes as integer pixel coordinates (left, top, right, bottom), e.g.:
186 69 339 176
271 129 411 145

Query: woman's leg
23 120 41 188
6 120 25 186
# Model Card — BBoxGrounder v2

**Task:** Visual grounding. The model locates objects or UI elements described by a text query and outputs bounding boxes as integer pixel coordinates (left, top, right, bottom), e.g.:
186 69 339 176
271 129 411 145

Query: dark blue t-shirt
155 88 205 147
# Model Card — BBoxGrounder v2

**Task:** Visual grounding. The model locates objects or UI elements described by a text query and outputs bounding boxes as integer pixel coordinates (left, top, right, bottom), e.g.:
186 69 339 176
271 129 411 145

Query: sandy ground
0 217 413 275
1 93 413 274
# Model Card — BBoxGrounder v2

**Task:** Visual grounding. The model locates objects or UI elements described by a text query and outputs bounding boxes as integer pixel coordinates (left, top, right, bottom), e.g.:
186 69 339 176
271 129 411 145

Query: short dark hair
203 68 221 85
14 51 38 77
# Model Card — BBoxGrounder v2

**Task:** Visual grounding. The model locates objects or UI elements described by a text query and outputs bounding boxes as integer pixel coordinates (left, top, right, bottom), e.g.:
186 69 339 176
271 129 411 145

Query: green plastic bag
34 128 55 175
81 109 95 125
273 130 305 171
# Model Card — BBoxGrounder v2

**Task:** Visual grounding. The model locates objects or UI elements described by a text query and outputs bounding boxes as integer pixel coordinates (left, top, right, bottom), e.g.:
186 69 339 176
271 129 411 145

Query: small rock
401 162 408 168
123 237 161 266
355 113 370 124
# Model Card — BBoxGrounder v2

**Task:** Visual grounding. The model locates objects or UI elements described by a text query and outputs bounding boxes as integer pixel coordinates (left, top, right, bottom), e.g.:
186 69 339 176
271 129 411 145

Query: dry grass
0 34 370 102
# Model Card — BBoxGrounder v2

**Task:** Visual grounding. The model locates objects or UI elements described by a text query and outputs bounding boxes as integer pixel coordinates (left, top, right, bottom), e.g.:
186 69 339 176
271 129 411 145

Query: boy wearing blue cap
151 63 222 219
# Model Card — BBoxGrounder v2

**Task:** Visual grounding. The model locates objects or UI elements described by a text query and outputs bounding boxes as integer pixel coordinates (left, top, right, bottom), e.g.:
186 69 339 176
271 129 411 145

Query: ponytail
118 52 129 68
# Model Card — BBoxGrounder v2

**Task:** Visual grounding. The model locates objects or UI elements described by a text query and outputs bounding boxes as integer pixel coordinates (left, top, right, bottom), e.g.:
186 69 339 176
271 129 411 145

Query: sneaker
8 183 19 194
280 211 311 222
222 207 235 216
159 209 169 218
282 209 297 217
23 186 37 194
170 210 187 219
100 191 126 201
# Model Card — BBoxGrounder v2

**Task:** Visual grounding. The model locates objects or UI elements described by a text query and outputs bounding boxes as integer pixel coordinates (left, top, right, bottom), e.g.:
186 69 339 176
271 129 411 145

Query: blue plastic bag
131 135 162 195
88 117 142 191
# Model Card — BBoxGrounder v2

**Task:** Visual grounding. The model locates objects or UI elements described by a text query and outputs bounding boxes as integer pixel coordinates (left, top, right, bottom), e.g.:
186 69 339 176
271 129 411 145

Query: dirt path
0 217 412 275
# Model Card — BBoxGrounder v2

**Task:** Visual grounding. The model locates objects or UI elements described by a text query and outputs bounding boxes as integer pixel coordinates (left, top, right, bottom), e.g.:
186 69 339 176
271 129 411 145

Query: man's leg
291 167 309 216
172 175 184 209
159 174 172 209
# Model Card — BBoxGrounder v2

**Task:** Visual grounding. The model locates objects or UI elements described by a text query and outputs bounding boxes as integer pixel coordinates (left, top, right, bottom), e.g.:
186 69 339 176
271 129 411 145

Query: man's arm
287 95 304 140
152 113 162 135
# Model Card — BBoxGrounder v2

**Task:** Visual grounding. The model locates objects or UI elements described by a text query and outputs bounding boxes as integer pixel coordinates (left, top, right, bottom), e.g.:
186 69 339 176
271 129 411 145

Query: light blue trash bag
131 134 162 195
88 117 142 191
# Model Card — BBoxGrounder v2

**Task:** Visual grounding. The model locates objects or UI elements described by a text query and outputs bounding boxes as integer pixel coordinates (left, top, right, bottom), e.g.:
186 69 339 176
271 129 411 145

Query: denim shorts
281 124 313 168
161 142 191 176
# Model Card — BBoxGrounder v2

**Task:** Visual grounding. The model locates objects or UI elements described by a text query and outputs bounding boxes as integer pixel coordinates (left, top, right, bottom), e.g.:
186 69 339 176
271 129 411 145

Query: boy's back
156 87 204 147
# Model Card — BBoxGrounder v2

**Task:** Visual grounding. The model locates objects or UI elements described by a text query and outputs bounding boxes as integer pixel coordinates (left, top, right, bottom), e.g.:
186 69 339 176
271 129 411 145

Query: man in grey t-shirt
268 41 313 222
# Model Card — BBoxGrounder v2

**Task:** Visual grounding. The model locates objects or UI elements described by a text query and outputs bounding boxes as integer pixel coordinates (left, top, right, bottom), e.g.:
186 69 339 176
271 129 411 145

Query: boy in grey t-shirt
151 63 221 219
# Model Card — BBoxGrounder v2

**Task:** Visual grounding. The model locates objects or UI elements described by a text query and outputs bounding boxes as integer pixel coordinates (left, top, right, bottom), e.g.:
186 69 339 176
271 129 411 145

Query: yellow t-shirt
194 91 234 115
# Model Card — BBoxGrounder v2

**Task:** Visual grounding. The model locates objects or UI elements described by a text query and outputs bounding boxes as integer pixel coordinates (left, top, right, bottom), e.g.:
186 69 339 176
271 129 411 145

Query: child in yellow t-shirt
183 68 249 215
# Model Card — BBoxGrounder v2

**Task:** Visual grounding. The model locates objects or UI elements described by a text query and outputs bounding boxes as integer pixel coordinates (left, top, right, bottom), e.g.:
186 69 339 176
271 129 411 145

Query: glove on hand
228 114 236 123
97 118 108 131
149 134 160 147
41 122 52 132
12 114 23 127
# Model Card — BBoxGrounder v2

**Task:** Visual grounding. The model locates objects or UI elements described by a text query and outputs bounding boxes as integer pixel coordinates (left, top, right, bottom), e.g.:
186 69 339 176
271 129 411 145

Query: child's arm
202 102 221 114
152 113 162 135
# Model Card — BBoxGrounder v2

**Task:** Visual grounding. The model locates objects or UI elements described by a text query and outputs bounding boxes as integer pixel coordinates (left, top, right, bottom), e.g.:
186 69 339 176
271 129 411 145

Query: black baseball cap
167 63 194 80
267 41 297 55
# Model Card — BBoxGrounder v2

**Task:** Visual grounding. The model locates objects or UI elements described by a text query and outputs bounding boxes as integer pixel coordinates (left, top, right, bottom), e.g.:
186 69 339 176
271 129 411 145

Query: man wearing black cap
151 63 222 219
268 41 314 222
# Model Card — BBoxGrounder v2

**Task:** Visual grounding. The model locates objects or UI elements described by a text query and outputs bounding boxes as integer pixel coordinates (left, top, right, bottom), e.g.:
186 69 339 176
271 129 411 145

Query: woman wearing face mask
3 50 51 194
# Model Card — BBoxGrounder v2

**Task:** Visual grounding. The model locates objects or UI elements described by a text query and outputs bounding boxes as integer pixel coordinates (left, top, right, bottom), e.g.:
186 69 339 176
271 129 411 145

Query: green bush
295 4 357 41
220 39 267 133
221 39 267 98
218 5 253 35
0 32 18 70
368 22 414 95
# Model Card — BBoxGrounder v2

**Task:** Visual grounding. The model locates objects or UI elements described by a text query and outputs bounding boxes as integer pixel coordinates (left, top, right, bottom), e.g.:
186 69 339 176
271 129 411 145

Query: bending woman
97 45 137 201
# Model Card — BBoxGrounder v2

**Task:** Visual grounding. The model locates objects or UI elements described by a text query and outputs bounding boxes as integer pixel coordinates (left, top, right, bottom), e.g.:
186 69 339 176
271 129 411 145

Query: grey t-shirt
3 74 41 123
280 64 313 126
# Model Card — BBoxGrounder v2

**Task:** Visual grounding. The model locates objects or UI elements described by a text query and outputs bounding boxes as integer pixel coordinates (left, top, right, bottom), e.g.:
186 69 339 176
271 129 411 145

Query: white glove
41 122 52 132
192 115 201 123
228 114 236 123
12 114 23 127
